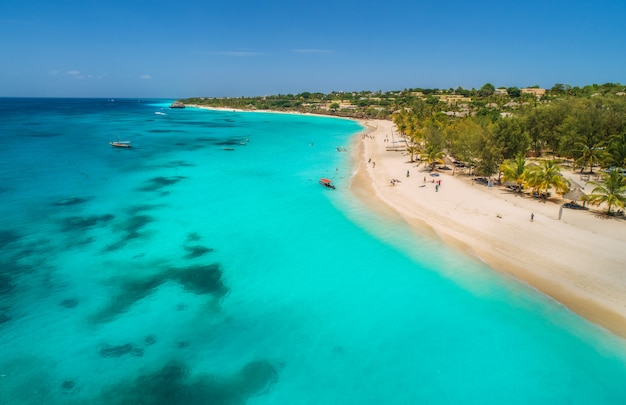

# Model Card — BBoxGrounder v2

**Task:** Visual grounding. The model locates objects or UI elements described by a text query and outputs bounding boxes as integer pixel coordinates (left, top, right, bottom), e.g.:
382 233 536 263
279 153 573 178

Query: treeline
180 82 626 120
394 92 626 177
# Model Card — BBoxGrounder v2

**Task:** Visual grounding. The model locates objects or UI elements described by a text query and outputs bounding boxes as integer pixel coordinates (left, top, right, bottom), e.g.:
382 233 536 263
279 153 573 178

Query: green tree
478 83 495 97
574 138 609 173
526 160 571 197
492 117 530 159
500 154 528 192
608 132 626 168
582 168 626 214
507 87 521 98
422 142 445 171
525 104 567 156
474 120 502 177
447 118 484 173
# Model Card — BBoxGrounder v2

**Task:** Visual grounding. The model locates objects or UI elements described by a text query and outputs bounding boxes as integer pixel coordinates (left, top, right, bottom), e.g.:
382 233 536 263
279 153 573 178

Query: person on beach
531 213 534 222
407 170 410 177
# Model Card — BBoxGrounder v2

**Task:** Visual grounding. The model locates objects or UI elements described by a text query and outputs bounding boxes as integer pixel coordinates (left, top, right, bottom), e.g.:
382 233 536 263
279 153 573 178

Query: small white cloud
49 70 59 75
140 74 152 80
66 70 80 75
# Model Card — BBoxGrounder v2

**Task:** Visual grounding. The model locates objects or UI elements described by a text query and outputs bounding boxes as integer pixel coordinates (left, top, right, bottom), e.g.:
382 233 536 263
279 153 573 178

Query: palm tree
526 159 570 198
582 168 626 215
500 153 528 193
423 142 445 171
406 144 420 163
574 139 608 174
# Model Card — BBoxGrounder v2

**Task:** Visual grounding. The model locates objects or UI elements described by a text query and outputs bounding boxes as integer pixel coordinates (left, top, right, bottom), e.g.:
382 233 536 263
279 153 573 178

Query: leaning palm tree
582 168 626 215
526 159 571 198
500 153 528 193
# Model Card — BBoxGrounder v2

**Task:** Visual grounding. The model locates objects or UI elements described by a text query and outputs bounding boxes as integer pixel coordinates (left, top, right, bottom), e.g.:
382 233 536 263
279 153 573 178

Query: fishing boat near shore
319 178 335 189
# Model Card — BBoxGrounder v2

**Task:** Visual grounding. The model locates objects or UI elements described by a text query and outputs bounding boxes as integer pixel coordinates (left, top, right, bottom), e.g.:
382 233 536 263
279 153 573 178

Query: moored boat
319 178 335 189
110 140 132 148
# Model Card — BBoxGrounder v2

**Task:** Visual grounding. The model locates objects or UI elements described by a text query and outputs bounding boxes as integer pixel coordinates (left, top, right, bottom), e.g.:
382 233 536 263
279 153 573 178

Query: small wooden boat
110 141 132 148
319 178 335 189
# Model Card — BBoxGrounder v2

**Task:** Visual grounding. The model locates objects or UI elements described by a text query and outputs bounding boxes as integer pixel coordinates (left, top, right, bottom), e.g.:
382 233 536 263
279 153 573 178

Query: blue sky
1 0 624 98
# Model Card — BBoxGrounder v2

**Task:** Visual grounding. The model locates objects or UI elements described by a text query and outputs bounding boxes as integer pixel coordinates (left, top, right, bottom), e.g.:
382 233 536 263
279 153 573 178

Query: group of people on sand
387 169 445 191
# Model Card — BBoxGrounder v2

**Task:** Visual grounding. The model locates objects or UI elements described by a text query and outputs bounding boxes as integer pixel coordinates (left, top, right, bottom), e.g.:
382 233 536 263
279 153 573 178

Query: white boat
110 135 132 148
110 140 132 148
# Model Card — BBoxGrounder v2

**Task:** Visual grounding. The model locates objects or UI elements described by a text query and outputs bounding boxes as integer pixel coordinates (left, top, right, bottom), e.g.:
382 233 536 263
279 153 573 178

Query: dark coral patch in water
93 264 227 322
60 298 79 308
0 309 10 324
95 276 164 321
167 264 228 296
104 214 154 252
0 274 16 295
163 160 196 168
127 204 164 215
53 197 88 206
99 359 278 404
214 138 248 146
144 335 157 345
123 214 154 238
186 232 201 242
139 176 186 192
61 379 76 390
183 245 214 259
99 343 144 358
0 230 22 248
61 214 114 232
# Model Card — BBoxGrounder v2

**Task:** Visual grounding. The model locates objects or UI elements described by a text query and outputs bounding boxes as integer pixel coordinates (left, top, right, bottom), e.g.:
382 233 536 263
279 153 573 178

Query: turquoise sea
1 98 625 404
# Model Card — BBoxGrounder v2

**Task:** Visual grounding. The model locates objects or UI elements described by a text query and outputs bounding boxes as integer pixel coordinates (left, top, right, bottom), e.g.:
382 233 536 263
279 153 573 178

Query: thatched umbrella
563 187 586 201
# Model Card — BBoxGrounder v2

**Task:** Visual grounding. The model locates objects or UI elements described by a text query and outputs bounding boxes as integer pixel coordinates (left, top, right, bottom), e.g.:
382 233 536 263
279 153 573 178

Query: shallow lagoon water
1 98 625 404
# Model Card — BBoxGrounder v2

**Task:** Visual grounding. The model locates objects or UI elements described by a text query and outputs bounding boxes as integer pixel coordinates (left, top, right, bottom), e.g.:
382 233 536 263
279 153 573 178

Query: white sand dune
350 119 626 338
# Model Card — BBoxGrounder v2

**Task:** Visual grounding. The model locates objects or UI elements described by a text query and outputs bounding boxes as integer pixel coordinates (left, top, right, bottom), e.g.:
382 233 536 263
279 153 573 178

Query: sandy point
349 119 626 339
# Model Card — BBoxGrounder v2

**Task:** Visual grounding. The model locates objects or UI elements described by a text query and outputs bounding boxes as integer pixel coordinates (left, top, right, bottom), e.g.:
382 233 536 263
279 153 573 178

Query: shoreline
350 119 626 339
185 104 354 120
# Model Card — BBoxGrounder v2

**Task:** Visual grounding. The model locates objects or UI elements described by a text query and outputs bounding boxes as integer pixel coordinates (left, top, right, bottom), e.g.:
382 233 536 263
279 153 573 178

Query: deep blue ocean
1 98 625 404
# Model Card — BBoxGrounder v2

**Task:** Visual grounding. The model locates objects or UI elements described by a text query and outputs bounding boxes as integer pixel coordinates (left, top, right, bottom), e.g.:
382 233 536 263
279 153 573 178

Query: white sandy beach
351 119 626 338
